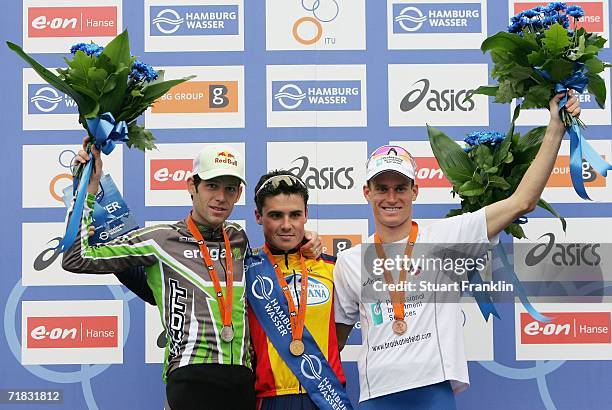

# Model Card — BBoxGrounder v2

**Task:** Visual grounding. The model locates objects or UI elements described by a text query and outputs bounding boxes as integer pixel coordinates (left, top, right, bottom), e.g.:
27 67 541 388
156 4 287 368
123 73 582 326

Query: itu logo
272 80 361 112
392 3 482 34
300 354 323 380
152 9 184 34
293 0 340 45
28 85 77 114
251 275 274 300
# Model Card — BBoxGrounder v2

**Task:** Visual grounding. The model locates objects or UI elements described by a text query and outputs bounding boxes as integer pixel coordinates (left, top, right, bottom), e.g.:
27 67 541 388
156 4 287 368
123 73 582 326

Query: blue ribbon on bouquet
467 268 500 321
56 113 128 252
493 243 551 323
538 64 612 200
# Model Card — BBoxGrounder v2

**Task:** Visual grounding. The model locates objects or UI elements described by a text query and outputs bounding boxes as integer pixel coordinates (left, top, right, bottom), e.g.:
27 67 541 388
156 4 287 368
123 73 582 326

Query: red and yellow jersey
248 248 346 398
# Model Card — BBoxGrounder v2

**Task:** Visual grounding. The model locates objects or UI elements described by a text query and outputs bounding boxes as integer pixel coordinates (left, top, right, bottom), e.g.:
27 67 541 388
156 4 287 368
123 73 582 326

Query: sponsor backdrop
1 0 611 409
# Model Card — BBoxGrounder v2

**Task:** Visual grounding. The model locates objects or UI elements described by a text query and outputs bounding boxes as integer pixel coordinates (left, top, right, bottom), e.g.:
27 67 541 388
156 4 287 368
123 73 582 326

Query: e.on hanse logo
520 312 611 344
27 316 118 349
150 159 193 191
413 157 452 188
513 2 604 32
152 81 238 113
28 6 117 38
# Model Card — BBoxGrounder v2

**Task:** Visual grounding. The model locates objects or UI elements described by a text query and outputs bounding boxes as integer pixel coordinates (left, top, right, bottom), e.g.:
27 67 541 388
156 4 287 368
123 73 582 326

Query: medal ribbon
263 245 309 344
186 215 234 329
374 221 419 321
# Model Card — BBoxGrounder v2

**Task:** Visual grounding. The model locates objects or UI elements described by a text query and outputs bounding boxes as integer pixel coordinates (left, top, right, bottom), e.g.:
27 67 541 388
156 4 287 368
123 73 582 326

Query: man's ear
254 208 263 225
412 183 419 201
236 184 243 202
363 184 371 203
187 177 196 196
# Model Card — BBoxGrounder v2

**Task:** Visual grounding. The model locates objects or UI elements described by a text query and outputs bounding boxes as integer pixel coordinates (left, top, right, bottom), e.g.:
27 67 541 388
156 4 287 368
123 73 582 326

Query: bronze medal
220 325 234 342
392 319 407 335
289 339 305 356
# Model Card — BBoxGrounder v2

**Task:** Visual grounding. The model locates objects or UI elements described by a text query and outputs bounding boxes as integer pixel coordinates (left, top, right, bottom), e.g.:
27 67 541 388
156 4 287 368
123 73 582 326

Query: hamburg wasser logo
393 3 482 33
150 5 239 36
28 85 77 114
272 80 361 111
152 9 184 34
301 354 323 380
252 275 274 300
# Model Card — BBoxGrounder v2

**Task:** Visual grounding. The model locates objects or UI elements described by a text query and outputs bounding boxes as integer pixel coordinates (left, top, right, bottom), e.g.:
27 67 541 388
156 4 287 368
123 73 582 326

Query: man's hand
301 230 322 259
74 136 103 195
548 90 581 134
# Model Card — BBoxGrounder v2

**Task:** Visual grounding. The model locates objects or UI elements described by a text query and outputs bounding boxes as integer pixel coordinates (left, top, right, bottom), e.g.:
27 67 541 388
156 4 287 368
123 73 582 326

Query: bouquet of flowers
471 2 611 199
7 30 192 151
428 124 565 239
7 30 193 250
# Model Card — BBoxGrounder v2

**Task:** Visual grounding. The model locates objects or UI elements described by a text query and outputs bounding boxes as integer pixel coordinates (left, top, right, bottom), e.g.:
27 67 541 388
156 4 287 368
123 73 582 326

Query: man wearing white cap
64 143 256 409
333 94 580 409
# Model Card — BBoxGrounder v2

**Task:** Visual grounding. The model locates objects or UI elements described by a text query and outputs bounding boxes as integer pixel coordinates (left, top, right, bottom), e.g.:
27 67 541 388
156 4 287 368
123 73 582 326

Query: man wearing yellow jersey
248 170 348 410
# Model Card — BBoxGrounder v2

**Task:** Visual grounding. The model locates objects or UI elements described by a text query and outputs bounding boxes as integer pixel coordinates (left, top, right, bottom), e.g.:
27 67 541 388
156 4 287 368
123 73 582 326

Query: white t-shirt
333 208 497 402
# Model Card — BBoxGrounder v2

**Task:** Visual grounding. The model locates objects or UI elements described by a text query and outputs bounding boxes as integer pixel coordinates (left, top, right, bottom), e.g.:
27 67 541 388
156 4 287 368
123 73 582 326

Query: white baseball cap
192 145 247 186
366 145 417 181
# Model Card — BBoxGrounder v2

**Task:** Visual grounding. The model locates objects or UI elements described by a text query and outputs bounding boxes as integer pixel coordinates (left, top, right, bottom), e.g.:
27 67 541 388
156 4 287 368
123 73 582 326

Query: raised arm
485 92 580 240
62 144 165 274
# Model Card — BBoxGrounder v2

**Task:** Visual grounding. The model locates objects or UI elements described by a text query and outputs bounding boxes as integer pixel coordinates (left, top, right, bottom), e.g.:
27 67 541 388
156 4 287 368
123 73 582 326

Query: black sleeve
114 266 156 305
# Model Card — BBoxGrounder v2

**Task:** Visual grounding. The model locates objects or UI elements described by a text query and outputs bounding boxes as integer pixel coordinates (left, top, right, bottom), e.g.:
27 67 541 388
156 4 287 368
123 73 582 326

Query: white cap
366 145 417 181
192 145 247 186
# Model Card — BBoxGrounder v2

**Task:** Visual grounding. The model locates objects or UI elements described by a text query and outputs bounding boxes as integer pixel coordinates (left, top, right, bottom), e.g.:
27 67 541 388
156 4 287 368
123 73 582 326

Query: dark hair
254 170 309 213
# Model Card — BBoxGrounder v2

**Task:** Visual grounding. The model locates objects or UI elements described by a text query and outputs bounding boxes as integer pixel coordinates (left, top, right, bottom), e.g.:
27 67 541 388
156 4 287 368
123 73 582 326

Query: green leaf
100 30 131 69
472 85 498 97
69 84 100 117
127 122 157 151
537 198 566 232
527 51 547 67
474 145 494 169
585 57 605 74
495 80 517 103
427 125 476 187
98 65 129 116
524 84 554 108
6 41 94 111
517 126 546 150
541 23 570 56
488 175 511 190
481 32 537 55
87 67 108 94
446 208 464 218
505 223 526 239
66 51 94 86
506 104 521 139
586 73 606 108
142 76 195 103
494 135 512 165
458 180 485 197
485 166 499 174
543 58 575 82
503 151 514 164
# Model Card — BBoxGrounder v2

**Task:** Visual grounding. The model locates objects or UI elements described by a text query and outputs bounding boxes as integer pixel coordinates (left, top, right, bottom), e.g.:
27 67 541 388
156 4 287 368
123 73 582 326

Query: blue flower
70 42 104 56
559 14 570 28
464 131 506 148
129 60 158 83
546 2 567 12
522 8 539 18
566 5 585 18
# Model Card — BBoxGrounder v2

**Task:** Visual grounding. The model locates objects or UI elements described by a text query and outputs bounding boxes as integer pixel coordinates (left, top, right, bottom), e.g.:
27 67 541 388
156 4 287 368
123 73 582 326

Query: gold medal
392 319 407 335
220 325 234 342
289 339 305 356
